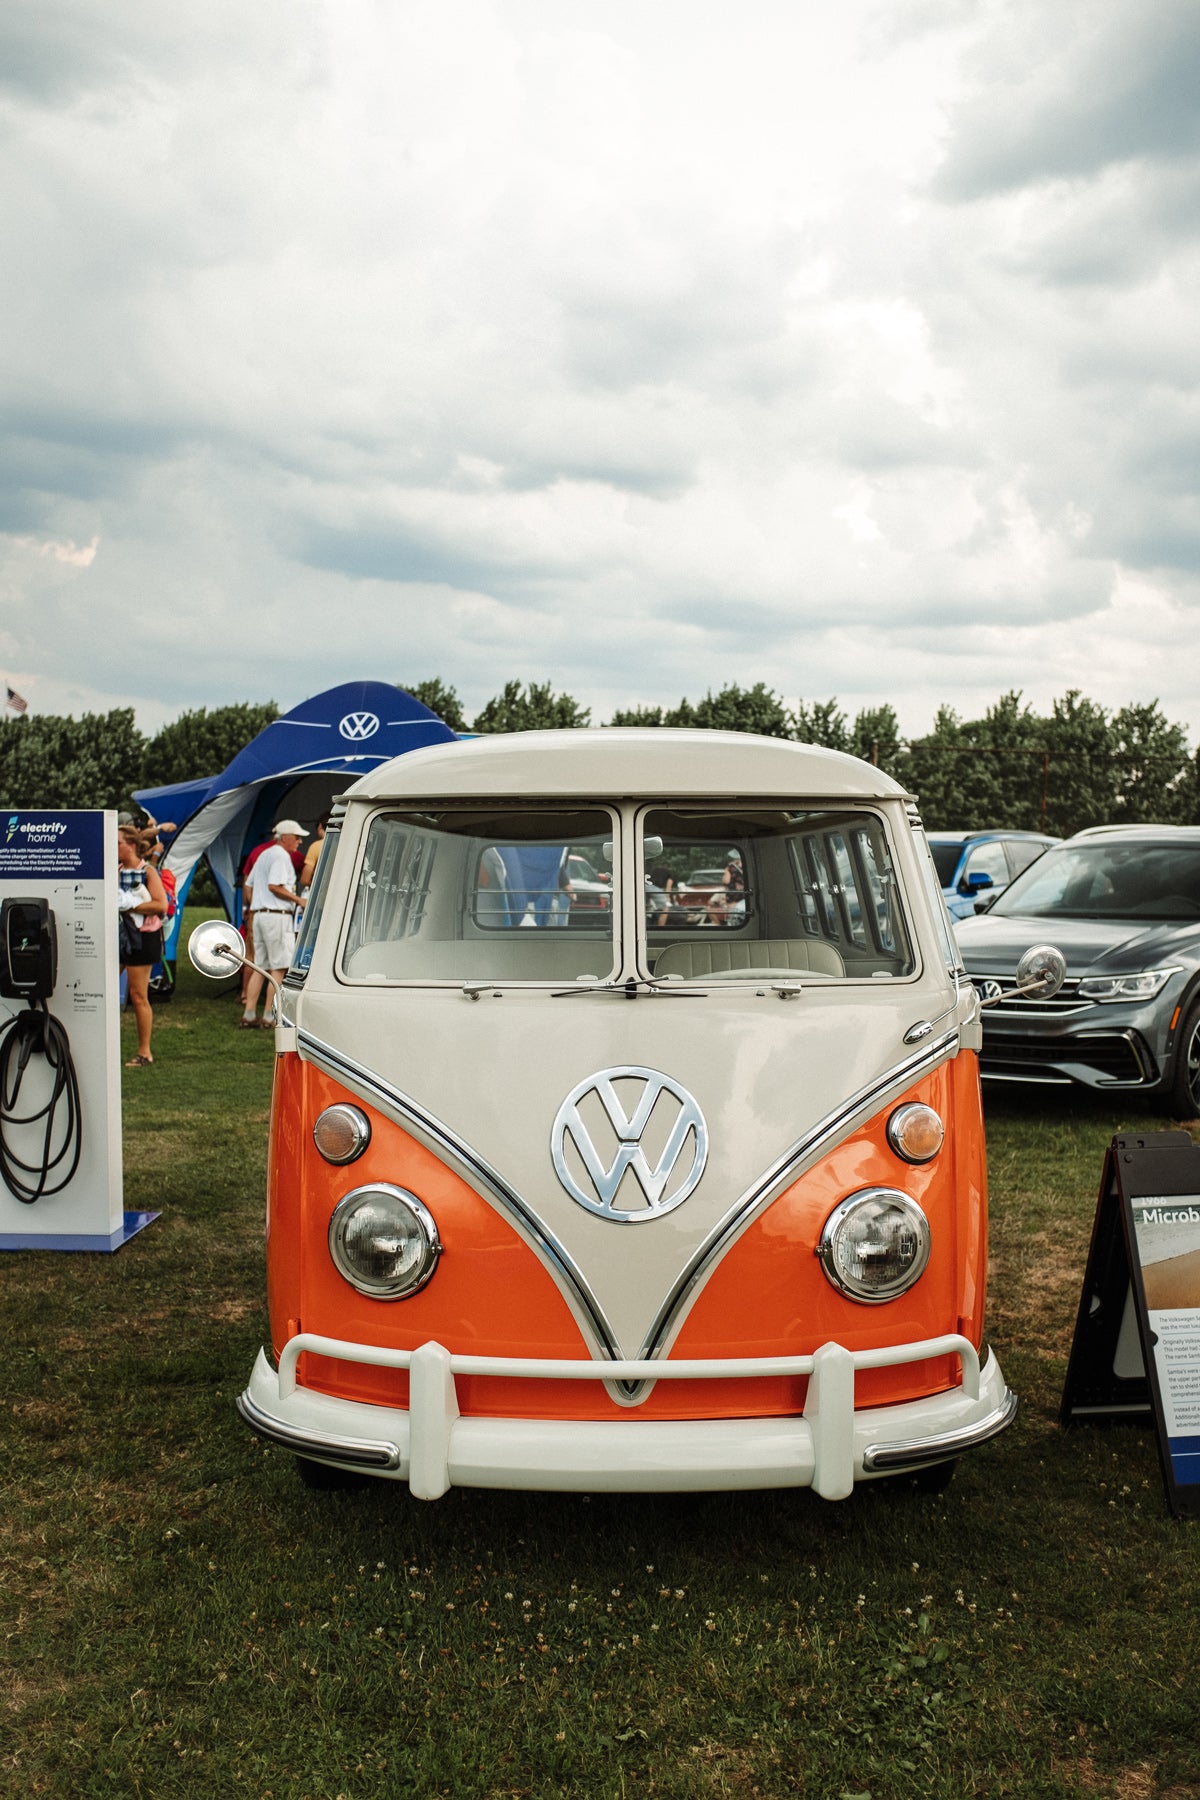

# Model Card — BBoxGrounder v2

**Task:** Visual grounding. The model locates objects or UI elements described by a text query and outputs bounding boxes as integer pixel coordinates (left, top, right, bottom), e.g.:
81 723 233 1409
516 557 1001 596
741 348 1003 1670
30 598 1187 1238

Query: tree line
1 682 1197 837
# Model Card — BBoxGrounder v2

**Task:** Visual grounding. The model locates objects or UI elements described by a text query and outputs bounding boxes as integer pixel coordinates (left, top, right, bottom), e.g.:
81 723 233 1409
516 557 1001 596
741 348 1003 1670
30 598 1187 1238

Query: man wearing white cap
240 818 308 1029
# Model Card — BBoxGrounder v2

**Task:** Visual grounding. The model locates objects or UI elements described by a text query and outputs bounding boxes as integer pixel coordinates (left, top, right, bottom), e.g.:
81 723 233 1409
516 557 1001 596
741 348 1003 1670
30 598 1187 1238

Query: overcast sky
2 0 1197 738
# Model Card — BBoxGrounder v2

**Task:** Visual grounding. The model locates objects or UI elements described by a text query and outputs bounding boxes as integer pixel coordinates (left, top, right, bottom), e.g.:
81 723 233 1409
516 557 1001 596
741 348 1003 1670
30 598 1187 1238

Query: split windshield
340 802 914 984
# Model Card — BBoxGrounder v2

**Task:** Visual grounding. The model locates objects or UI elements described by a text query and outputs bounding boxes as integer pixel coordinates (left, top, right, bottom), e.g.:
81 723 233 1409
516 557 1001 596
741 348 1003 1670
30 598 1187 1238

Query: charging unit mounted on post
0 896 83 1203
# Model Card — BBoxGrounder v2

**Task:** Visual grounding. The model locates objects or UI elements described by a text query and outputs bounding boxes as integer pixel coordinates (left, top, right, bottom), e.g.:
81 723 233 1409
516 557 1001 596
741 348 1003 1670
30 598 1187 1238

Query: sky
1 0 1198 739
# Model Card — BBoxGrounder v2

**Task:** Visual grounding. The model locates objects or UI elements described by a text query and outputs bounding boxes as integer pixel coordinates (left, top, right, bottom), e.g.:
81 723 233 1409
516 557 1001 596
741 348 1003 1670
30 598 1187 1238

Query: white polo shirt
249 842 297 914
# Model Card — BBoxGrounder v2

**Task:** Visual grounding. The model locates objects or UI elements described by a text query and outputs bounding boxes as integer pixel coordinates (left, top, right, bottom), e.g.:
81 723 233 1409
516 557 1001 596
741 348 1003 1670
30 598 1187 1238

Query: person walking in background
240 819 308 1029
117 825 168 1067
299 814 329 894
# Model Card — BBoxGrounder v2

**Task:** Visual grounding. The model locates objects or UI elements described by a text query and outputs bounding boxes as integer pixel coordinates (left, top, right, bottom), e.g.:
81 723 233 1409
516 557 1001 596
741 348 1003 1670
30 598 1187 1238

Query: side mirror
978 944 1066 1007
1014 944 1067 1000
973 892 999 915
189 918 286 1009
188 920 246 978
961 871 993 894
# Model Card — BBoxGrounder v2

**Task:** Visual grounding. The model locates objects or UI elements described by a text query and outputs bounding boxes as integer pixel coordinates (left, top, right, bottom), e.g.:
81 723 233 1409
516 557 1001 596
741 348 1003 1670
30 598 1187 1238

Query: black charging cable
0 997 83 1203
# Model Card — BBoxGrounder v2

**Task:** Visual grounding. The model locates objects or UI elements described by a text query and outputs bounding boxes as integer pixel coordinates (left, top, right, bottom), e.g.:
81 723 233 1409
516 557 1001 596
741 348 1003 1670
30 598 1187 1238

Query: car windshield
928 840 965 885
993 841 1200 921
641 806 914 980
342 808 616 983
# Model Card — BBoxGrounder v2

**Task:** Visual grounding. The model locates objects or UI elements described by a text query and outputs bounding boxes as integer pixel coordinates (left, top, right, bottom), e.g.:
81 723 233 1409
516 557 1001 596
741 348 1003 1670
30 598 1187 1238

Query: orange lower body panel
267 1053 986 1423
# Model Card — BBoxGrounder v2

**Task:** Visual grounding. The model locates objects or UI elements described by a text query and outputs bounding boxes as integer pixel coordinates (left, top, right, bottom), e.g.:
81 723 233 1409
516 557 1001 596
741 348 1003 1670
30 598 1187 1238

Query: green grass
2 925 1199 1798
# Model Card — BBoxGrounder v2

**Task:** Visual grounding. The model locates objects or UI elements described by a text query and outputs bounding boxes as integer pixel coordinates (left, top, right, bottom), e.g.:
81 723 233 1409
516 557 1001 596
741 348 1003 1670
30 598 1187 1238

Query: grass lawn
2 917 1198 1799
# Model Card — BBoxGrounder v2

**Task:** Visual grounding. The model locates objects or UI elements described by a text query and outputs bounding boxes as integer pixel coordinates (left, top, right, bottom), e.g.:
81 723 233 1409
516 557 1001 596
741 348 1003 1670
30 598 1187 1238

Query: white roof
343 728 910 803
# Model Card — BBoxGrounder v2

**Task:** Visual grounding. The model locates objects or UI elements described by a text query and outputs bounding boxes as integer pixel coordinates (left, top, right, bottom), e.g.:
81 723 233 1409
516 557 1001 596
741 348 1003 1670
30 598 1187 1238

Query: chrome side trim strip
236 1390 401 1470
862 1385 1018 1471
636 1028 960 1367
296 1029 624 1365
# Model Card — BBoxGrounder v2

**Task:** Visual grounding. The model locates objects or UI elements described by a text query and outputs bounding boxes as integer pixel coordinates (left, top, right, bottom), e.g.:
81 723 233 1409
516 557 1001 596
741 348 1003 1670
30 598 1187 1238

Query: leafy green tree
400 679 468 733
141 702 279 788
1040 690 1116 836
1109 701 1194 824
677 683 794 737
793 698 851 753
608 703 667 727
472 680 590 733
0 710 147 810
849 705 903 776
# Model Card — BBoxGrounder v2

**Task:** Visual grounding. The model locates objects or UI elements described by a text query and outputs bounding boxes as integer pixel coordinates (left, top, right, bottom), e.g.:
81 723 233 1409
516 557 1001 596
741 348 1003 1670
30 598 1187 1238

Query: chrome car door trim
296 1029 624 1366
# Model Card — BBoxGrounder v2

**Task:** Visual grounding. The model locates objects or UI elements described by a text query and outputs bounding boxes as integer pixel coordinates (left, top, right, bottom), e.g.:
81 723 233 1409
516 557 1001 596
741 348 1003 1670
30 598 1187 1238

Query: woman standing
117 826 168 1067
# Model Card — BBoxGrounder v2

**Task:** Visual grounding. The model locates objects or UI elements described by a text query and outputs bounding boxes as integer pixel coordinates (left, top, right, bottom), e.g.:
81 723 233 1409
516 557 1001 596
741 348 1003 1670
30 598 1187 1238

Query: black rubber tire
879 1458 957 1496
295 1456 372 1493
1168 998 1200 1119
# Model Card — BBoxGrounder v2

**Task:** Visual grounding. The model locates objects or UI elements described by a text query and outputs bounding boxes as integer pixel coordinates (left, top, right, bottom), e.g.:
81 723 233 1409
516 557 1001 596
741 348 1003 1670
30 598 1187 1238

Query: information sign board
0 810 153 1251
1062 1131 1200 1518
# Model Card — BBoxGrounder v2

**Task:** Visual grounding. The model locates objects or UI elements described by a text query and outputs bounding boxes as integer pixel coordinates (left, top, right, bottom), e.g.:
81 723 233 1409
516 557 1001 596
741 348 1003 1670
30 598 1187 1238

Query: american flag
5 685 28 715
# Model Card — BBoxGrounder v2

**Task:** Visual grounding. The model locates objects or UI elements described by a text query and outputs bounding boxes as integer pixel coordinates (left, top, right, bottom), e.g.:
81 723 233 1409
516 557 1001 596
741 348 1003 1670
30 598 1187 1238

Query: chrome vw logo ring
551 1066 708 1223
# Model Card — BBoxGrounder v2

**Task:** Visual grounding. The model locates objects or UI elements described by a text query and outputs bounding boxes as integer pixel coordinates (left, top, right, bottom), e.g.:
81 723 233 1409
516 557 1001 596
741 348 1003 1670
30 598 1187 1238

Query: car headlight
328 1185 442 1299
817 1188 931 1303
886 1103 944 1164
1077 968 1179 1003
313 1104 371 1164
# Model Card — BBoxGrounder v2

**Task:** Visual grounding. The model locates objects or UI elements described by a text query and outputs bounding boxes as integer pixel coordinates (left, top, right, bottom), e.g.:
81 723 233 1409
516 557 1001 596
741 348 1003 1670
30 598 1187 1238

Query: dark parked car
954 826 1200 1113
927 830 1059 920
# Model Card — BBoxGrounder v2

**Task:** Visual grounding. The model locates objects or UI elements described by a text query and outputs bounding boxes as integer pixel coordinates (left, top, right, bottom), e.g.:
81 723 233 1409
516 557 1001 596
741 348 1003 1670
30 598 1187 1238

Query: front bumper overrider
237 1332 1016 1501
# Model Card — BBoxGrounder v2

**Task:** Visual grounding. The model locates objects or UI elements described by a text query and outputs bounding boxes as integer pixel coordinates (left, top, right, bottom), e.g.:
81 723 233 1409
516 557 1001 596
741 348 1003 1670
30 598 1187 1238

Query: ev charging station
0 810 154 1251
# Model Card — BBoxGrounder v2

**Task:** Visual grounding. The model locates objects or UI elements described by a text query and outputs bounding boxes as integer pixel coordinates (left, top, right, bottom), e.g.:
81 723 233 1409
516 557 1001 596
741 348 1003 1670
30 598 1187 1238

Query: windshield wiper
550 976 703 999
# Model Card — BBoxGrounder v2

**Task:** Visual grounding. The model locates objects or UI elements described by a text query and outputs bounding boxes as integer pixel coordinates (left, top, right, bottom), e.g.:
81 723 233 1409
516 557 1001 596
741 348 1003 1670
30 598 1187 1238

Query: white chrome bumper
237 1334 1016 1501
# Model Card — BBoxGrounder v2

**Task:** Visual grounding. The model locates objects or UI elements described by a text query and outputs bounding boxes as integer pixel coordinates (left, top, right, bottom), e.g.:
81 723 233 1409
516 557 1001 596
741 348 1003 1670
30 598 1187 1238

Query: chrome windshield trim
296 1029 624 1365
634 1027 961 1370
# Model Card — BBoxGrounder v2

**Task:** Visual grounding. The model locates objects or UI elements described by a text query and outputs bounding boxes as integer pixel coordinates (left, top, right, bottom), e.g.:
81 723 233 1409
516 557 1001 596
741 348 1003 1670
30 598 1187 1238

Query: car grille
979 1032 1150 1085
970 975 1092 1016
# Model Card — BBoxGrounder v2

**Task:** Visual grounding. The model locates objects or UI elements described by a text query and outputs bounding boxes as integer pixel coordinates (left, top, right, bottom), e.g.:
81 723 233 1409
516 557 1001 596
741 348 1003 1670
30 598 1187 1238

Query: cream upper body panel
342 728 913 804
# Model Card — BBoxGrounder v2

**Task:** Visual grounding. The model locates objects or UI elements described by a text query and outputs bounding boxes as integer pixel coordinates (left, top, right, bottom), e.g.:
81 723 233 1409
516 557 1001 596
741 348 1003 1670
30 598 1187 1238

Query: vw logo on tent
339 711 380 741
551 1066 708 1223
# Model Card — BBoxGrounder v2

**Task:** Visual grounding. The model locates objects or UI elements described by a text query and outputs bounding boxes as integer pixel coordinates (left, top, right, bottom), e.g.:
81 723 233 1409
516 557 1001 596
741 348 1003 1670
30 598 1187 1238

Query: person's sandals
238 1016 258 1030
125 1053 154 1067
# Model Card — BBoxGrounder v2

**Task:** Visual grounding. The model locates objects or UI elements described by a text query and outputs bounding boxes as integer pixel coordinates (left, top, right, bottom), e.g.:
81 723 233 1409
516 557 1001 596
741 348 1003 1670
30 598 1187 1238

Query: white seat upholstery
652 937 845 980
343 936 611 981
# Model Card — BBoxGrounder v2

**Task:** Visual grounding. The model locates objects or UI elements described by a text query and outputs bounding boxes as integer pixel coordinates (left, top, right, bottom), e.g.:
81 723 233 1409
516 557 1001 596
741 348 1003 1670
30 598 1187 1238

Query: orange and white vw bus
192 729 1028 1499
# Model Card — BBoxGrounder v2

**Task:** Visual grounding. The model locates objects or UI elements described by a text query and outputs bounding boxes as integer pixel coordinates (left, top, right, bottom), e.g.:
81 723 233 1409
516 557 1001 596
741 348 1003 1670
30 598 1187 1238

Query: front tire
295 1456 372 1492
1169 998 1200 1119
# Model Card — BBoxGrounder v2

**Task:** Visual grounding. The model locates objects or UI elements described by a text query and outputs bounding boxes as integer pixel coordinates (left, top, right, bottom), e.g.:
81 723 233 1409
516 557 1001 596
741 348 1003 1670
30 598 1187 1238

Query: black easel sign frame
1061 1131 1200 1519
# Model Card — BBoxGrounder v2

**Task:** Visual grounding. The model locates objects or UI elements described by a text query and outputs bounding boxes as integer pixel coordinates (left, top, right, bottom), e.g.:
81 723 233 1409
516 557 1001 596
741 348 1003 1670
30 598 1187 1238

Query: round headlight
886 1103 944 1164
818 1188 931 1303
328 1185 442 1299
313 1104 372 1164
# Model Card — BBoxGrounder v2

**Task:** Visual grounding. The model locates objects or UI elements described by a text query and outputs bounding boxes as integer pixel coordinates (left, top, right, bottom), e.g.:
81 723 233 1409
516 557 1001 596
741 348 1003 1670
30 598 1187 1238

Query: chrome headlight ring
328 1184 442 1300
818 1187 931 1304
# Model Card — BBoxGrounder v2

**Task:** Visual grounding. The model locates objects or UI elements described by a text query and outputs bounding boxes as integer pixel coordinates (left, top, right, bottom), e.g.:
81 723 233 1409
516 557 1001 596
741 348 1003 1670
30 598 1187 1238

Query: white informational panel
0 809 153 1251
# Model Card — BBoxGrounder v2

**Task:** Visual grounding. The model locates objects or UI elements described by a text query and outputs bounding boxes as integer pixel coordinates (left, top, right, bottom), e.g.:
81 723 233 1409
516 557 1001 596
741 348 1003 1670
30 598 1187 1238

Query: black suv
954 826 1200 1114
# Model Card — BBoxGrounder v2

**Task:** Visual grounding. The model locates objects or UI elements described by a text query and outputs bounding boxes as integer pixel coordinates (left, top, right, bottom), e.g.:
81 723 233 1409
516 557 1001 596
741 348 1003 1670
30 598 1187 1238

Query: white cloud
0 0 1197 746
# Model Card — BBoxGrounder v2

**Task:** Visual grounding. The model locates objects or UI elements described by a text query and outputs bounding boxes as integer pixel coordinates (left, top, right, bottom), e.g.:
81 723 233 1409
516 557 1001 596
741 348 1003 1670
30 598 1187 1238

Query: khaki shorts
254 909 296 971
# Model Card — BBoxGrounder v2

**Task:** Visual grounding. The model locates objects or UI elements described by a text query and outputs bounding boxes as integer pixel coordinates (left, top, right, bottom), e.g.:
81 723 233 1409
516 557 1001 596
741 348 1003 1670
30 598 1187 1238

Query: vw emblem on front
551 1066 708 1223
977 978 1004 1004
339 710 380 741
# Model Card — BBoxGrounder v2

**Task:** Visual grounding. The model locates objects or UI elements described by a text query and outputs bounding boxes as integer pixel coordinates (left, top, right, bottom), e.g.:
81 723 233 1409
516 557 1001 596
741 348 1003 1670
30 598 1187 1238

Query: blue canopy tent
134 681 458 960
